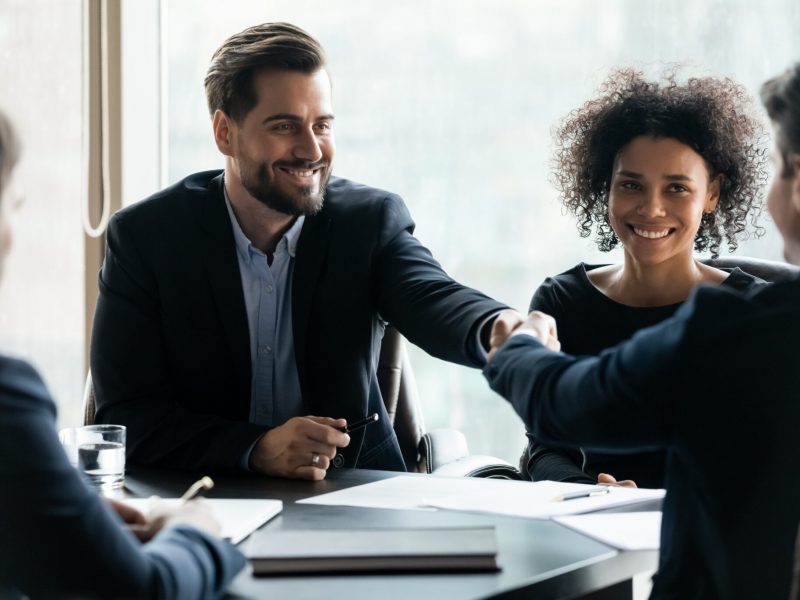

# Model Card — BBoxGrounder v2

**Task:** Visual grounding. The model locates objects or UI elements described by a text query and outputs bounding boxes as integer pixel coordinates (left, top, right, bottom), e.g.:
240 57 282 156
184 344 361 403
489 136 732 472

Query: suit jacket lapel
199 174 251 408
292 208 331 408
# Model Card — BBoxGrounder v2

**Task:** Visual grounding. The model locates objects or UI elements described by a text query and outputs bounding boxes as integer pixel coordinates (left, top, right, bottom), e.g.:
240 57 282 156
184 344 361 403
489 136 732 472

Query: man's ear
790 154 800 212
212 110 234 157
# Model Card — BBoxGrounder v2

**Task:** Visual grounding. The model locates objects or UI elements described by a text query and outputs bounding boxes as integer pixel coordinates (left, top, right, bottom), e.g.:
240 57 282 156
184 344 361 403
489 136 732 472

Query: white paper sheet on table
553 512 662 550
122 498 283 544
297 475 664 518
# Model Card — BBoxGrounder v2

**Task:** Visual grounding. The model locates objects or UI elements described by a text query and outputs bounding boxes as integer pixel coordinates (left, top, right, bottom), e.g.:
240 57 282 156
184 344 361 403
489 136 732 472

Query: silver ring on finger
311 452 320 466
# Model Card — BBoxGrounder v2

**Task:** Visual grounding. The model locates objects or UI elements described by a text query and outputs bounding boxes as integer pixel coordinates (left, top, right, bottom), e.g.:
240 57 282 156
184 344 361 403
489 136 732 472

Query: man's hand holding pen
249 413 382 480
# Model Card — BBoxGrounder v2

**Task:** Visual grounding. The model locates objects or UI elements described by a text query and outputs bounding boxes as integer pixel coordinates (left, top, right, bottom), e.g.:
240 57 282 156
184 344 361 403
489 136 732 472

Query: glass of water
59 424 126 490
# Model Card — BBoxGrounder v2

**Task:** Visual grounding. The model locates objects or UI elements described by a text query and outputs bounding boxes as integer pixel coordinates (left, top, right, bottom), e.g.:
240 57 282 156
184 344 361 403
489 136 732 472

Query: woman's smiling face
608 135 720 267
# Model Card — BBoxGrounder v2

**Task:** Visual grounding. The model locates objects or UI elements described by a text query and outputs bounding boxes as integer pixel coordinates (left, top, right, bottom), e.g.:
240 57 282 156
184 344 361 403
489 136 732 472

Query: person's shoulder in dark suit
0 354 245 599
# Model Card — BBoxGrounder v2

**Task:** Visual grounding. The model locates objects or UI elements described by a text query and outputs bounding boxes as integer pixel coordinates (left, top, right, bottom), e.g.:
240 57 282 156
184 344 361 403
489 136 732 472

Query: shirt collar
223 183 305 260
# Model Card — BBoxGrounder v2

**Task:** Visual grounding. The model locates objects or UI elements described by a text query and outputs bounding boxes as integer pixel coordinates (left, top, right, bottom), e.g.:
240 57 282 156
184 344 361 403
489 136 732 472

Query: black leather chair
377 326 521 478
702 255 800 282
84 326 522 479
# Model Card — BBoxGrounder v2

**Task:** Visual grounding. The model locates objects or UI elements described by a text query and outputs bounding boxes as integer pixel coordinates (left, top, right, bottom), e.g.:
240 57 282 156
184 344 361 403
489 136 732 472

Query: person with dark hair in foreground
0 111 245 598
522 69 768 488
486 64 800 600
90 22 517 480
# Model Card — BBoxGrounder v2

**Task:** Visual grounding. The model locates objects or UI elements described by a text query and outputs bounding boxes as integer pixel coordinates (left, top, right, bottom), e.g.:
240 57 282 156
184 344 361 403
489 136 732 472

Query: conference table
125 467 659 600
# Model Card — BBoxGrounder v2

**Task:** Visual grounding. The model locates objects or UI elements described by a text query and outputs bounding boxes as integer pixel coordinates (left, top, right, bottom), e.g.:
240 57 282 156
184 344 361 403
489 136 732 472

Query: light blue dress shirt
223 192 304 428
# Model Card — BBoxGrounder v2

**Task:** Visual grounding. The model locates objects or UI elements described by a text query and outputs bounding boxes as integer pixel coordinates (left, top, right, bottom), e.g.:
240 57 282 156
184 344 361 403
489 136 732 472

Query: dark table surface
125 467 658 600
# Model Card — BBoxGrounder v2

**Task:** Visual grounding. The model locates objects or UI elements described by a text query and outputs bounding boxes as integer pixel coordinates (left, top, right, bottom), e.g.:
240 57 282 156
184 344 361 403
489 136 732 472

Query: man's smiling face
227 68 335 216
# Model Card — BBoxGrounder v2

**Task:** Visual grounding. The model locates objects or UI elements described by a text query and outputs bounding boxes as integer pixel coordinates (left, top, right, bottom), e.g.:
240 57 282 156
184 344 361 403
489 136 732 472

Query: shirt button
332 454 345 468
266 285 274 293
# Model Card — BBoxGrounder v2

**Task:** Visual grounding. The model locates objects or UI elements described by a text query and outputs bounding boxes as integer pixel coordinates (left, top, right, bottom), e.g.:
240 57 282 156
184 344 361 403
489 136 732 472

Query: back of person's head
0 109 20 198
554 68 767 257
204 22 326 123
0 109 20 278
761 63 800 176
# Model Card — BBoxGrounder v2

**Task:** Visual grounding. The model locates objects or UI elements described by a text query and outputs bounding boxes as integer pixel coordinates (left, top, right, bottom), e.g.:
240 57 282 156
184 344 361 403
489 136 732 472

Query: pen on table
179 476 215 504
554 486 610 502
337 413 380 433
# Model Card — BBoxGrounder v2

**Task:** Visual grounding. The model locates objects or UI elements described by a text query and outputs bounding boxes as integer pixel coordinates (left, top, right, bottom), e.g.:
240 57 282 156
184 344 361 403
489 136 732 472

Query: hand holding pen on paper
124 476 222 542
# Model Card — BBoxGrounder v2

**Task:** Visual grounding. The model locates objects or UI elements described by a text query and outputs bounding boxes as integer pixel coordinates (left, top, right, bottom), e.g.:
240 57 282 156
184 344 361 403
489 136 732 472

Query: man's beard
240 159 329 216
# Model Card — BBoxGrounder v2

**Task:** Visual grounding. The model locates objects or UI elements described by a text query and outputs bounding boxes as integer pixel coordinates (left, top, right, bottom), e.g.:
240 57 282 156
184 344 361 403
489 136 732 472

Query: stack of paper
553 512 662 550
298 476 664 519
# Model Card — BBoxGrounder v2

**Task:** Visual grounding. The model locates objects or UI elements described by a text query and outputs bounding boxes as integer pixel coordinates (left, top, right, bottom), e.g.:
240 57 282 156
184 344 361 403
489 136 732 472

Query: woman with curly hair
521 69 769 488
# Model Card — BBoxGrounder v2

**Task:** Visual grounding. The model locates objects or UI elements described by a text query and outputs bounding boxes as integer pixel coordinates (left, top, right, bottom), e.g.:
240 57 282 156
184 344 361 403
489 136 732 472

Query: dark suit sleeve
523 281 594 483
372 195 507 367
91 213 266 471
484 310 687 453
522 433 593 483
0 358 245 599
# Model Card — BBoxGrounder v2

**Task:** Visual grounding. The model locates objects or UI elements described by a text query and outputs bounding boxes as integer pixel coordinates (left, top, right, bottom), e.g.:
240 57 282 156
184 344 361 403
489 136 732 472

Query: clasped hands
487 308 561 362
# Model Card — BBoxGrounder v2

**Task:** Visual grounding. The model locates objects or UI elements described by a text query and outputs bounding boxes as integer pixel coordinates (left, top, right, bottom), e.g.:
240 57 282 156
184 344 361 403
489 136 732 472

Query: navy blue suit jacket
91 171 505 472
486 278 800 600
0 356 244 599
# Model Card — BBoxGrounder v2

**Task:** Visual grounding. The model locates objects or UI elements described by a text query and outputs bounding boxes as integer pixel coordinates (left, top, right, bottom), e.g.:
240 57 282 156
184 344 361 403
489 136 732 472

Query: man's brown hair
204 22 326 123
761 63 800 177
0 110 20 199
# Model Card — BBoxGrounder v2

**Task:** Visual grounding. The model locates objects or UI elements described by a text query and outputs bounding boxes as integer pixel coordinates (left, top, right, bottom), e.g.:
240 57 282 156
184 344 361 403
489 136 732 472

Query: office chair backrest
377 326 521 478
702 256 800 283
377 326 427 472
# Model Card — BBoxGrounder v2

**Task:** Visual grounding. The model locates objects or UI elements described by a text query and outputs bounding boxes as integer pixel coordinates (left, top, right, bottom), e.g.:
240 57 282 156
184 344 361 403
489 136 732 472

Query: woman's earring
701 212 716 228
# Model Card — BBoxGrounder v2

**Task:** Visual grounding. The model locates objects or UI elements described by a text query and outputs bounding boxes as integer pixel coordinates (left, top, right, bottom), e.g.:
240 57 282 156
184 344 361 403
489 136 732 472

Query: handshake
487 309 562 361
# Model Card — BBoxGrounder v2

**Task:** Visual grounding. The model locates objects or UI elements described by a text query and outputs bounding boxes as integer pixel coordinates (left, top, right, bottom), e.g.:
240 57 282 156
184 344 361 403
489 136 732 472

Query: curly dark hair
552 69 768 258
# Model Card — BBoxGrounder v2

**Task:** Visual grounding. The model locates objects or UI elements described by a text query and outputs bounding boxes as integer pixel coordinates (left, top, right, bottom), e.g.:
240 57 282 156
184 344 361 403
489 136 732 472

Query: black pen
337 413 379 433
554 486 610 502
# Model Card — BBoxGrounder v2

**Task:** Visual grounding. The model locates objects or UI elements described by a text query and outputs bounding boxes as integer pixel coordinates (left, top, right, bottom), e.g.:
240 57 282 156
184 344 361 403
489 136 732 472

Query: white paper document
122 498 283 544
298 475 664 519
553 512 662 550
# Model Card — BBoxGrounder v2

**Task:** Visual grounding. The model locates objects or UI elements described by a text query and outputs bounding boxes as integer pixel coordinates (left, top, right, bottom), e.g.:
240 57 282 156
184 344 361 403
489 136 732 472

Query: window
0 0 84 427
158 0 800 462
4 2 798 456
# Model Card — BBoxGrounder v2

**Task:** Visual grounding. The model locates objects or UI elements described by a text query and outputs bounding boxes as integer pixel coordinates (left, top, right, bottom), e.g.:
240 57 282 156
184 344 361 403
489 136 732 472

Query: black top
522 262 766 487
486 276 800 599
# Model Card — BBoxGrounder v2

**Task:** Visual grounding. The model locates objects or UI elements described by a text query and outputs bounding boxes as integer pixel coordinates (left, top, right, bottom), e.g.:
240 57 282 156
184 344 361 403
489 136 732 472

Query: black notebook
246 526 499 575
